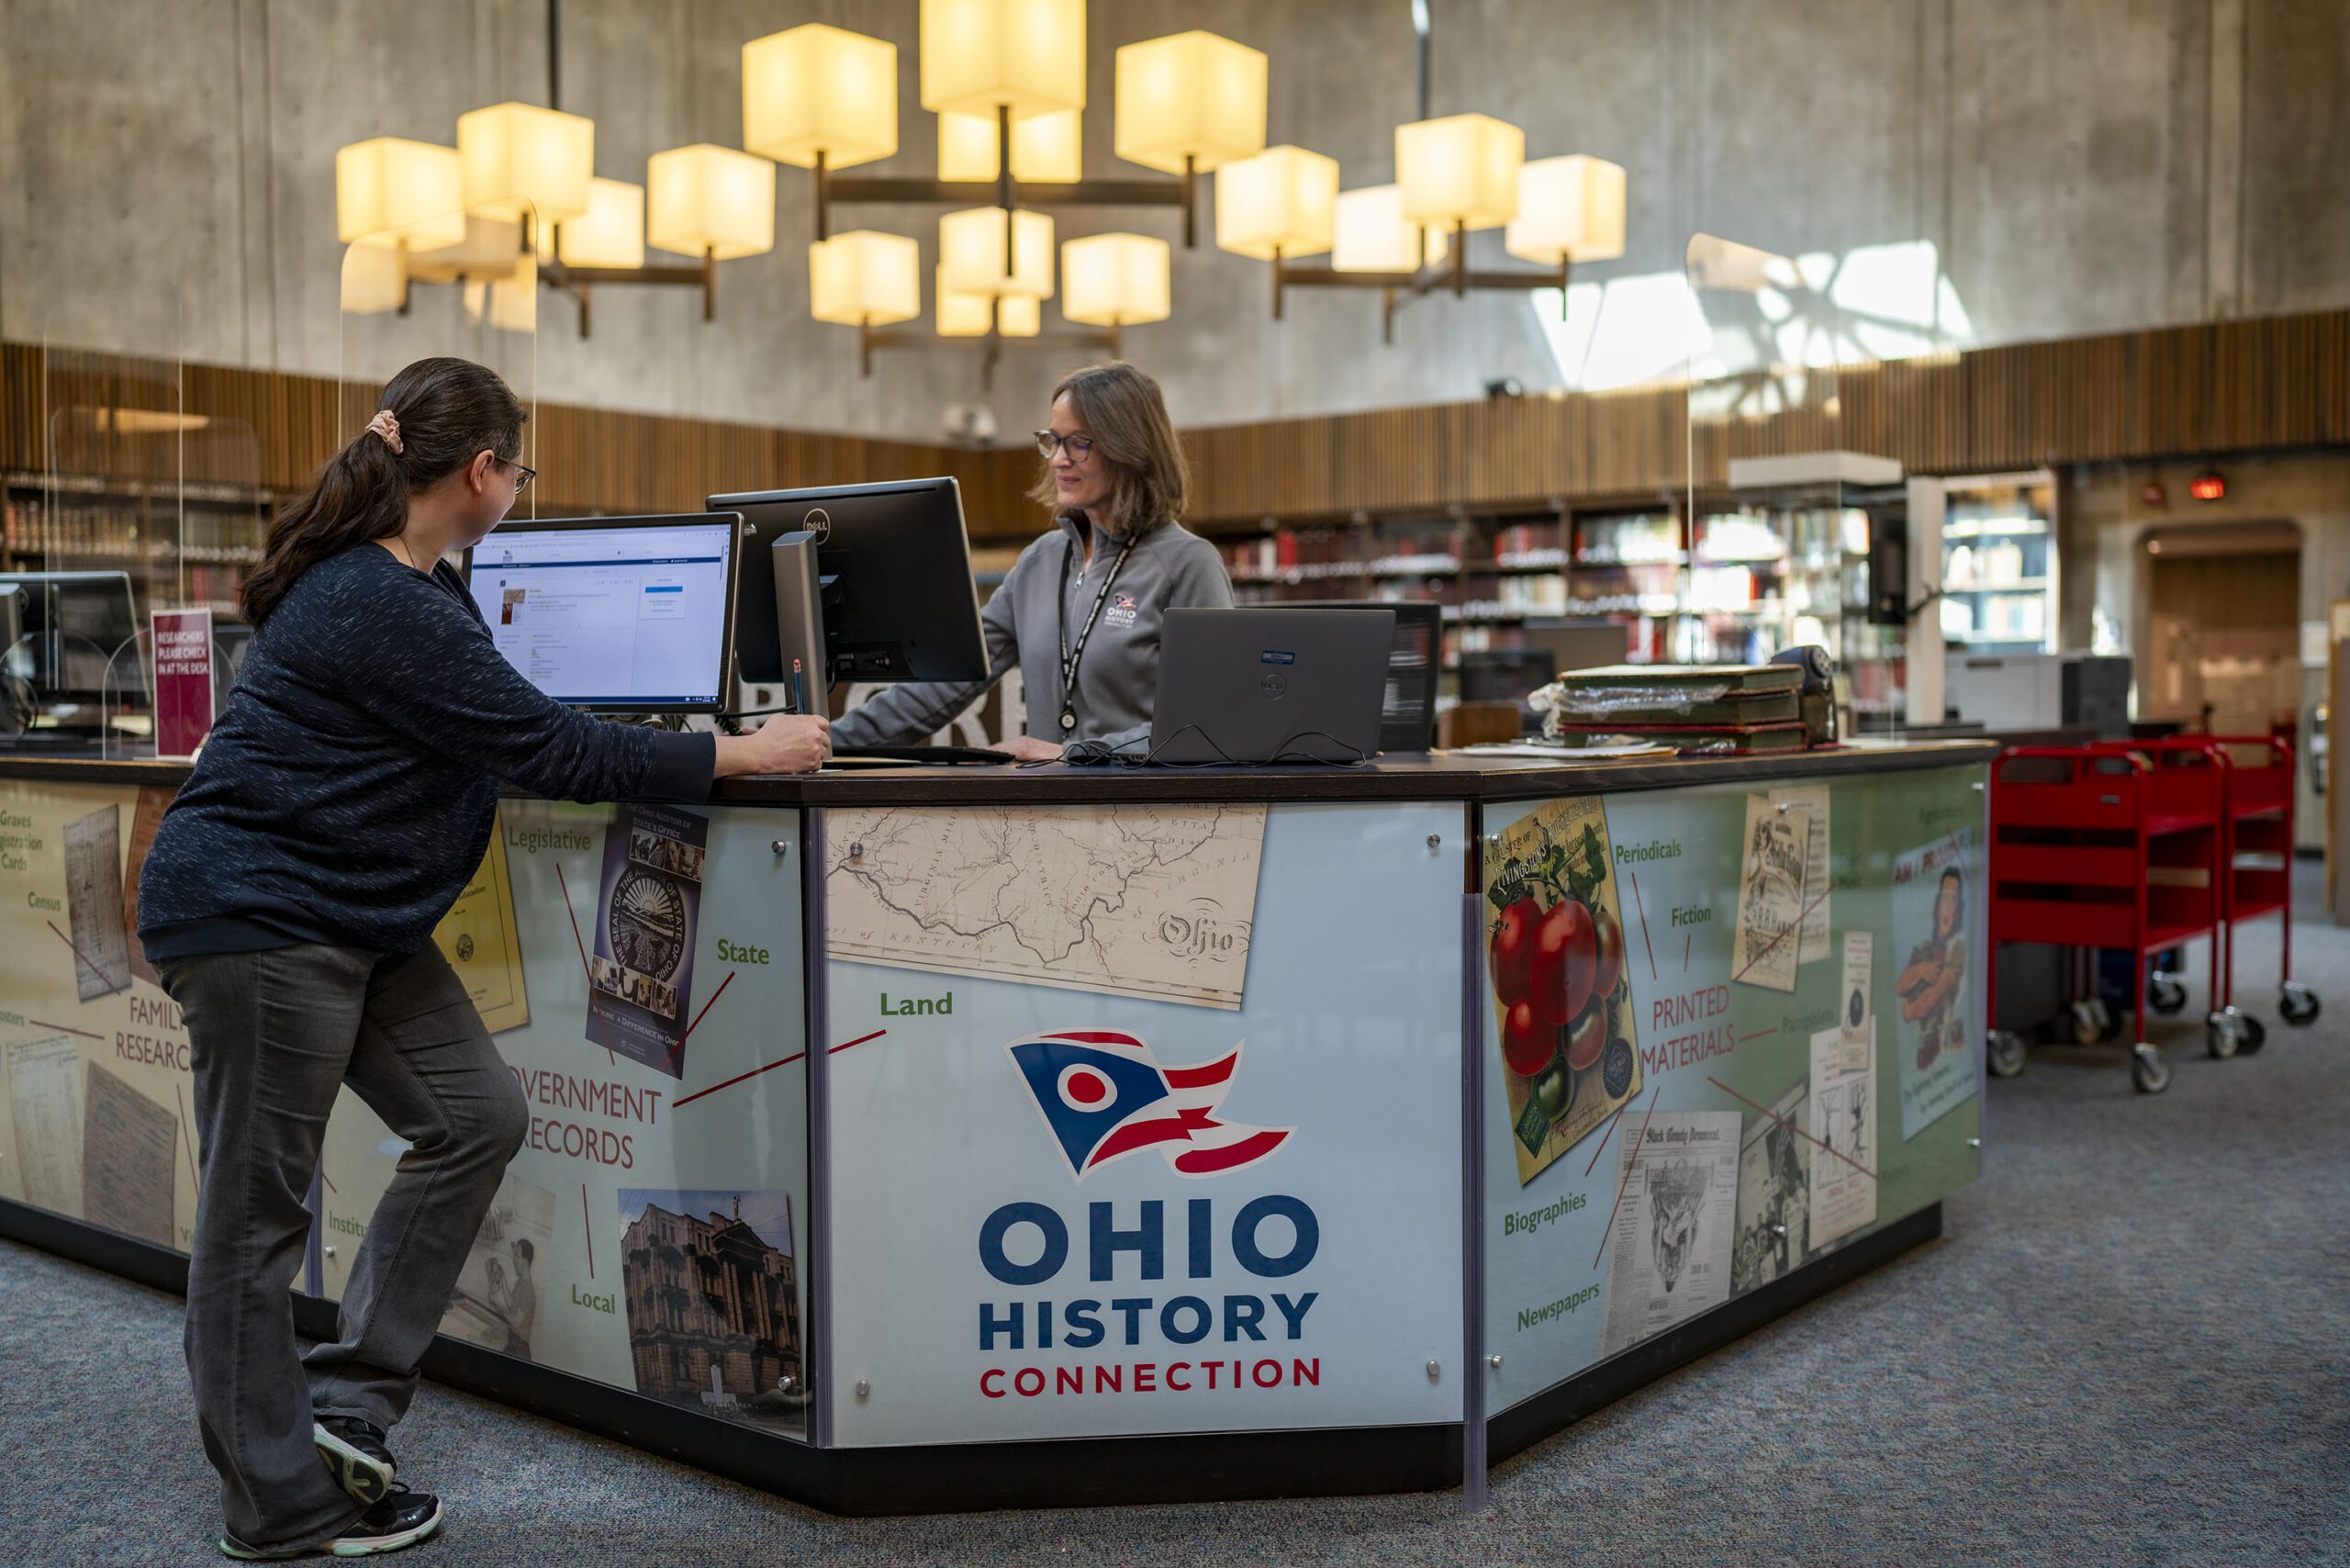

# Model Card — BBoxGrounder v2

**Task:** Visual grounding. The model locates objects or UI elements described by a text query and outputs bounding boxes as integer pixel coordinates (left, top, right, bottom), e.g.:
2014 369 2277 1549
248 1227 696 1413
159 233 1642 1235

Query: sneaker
313 1417 397 1506
218 1487 442 1559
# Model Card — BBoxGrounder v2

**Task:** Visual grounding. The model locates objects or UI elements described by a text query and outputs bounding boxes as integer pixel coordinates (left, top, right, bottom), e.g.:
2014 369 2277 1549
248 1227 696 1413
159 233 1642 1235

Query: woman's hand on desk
997 734 1066 762
716 715 831 776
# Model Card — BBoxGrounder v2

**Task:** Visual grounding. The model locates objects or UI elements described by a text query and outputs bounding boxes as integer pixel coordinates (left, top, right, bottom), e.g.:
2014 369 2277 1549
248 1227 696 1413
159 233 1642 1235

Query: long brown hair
1028 361 1189 535
241 356 526 627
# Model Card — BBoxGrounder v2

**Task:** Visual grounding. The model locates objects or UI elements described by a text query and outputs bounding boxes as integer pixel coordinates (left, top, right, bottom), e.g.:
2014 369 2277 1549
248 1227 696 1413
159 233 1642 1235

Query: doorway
2141 521 2301 736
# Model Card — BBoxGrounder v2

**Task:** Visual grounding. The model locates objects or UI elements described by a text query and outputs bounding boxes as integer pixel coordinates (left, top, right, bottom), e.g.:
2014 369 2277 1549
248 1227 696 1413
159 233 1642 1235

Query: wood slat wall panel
6 308 2347 538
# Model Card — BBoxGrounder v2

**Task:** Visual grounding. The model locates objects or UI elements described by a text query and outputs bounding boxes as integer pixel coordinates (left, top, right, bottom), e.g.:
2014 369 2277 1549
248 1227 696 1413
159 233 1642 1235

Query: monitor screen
464 516 738 711
0 570 141 707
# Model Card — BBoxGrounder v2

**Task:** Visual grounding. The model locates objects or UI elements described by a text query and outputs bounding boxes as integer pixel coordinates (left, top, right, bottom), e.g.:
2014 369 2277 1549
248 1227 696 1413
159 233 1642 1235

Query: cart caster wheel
2280 984 2321 1027
2150 973 2188 1015
2067 1001 2103 1047
2131 1044 2171 1094
2205 1009 2244 1060
2237 1014 2267 1055
1987 1030 2028 1079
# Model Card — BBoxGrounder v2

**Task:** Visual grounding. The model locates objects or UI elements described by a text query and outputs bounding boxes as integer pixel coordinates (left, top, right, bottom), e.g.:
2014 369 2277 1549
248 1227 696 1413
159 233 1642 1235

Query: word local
975 1195 1326 1399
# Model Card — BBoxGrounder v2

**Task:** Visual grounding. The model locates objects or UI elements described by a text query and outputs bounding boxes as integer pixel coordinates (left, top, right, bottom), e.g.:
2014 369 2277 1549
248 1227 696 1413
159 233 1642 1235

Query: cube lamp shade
937 270 1044 336
1394 112 1522 231
743 24 898 170
809 230 922 326
556 178 646 269
995 293 1042 336
1214 144 1337 260
938 206 1056 297
411 216 531 278
337 139 467 250
463 253 538 333
919 0 1086 119
1113 30 1267 174
1504 155 1627 265
1330 185 1449 274
937 269 995 336
938 108 1083 183
338 243 408 314
1060 232 1170 327
456 102 594 223
646 144 776 260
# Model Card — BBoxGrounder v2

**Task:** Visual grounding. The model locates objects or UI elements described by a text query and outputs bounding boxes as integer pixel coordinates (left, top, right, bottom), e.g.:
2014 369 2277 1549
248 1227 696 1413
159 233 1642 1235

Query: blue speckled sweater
137 545 714 961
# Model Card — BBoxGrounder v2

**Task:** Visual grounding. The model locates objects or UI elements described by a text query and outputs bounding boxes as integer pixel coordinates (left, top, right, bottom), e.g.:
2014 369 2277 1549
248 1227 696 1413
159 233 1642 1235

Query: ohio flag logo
1007 1030 1292 1180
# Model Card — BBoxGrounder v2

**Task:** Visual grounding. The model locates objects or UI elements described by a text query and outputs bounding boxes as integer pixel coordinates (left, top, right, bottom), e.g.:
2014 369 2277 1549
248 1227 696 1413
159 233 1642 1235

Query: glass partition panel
1480 764 1986 1415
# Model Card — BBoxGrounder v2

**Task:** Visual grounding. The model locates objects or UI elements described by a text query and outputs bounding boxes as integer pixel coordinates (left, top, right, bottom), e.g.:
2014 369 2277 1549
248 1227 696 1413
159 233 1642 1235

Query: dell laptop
1148 607 1396 765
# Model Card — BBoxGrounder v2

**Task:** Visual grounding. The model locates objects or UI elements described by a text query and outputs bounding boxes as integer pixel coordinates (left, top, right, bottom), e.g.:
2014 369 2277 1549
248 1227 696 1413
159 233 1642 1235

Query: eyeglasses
502 457 536 495
1035 430 1094 462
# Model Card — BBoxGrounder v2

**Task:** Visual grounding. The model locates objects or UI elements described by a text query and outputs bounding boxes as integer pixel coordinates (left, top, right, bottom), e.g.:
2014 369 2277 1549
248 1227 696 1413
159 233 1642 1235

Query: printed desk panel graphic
318 801 813 1441
1480 766 1986 1413
822 801 1468 1446
0 778 200 1251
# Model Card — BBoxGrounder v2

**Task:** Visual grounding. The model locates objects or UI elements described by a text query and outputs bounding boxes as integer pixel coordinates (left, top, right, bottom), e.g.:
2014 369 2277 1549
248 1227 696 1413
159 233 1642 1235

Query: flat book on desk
1545 664 1807 726
1548 721 1808 754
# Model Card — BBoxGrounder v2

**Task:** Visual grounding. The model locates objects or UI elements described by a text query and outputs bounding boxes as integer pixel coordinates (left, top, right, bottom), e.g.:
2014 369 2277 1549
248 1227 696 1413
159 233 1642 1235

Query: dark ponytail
242 356 526 627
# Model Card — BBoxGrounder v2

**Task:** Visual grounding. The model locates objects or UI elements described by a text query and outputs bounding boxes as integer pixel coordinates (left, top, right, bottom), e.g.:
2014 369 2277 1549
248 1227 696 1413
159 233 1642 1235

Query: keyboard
830 745 1015 767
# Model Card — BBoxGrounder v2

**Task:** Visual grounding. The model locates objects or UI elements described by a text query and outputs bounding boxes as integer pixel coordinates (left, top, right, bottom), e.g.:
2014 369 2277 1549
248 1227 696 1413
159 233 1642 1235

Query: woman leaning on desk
832 360 1234 760
132 355 828 1562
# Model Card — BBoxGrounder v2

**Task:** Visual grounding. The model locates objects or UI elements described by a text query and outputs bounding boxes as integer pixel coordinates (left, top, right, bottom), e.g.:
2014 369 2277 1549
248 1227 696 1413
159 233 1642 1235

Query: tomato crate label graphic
1483 795 1642 1185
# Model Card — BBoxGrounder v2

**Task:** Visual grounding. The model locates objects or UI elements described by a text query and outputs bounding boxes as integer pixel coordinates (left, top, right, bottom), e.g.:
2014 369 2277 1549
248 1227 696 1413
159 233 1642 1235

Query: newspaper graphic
825 805 1268 1009
1600 1110 1740 1355
1840 931 1874 1071
1808 1025 1878 1246
1730 795 1810 993
587 804 709 1080
82 1061 177 1246
7 1035 84 1216
440 1170 556 1359
1894 830 1979 1139
1731 1077 1810 1294
434 824 531 1034
1768 783 1832 963
63 805 132 1001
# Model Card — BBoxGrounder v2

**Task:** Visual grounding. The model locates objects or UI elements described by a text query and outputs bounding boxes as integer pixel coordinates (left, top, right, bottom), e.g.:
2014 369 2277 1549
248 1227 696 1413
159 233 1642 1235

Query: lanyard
1056 531 1136 735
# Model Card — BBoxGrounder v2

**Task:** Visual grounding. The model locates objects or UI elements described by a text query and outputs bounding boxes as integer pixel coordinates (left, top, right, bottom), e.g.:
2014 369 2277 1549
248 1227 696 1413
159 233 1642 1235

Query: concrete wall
3 0 2345 442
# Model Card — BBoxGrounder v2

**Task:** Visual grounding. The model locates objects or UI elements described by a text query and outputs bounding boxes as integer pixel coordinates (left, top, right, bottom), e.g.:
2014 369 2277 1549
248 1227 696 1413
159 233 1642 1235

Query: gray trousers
159 943 528 1551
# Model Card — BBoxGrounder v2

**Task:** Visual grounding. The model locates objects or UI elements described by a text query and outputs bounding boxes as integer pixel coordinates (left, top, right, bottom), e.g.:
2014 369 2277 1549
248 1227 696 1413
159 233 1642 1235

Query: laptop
1147 607 1396 765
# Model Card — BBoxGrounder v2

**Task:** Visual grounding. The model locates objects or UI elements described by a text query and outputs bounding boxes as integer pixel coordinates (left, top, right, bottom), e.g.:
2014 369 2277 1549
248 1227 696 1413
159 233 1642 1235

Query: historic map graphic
823 805 1269 1009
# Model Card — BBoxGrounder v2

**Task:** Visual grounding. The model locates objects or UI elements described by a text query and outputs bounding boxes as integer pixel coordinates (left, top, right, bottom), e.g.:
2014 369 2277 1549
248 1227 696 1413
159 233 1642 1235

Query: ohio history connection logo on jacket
975 1029 1324 1402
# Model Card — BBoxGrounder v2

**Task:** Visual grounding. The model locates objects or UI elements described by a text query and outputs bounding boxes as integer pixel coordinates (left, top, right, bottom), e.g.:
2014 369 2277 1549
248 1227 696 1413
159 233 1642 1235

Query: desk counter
0 742 1992 1513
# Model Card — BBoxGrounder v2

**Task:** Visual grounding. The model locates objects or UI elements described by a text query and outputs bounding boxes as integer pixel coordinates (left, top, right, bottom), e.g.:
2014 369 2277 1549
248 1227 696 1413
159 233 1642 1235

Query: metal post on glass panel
1458 877 1490 1512
802 806 835 1449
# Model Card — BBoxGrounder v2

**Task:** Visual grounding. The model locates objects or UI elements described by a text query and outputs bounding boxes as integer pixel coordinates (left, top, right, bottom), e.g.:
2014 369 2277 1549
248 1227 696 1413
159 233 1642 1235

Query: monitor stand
770 532 830 716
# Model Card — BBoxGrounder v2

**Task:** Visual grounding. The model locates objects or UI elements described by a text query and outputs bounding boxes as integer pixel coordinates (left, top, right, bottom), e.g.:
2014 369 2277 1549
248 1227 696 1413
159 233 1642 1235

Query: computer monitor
0 570 141 708
1459 647 1559 707
708 478 988 695
462 514 740 712
1283 599 1440 752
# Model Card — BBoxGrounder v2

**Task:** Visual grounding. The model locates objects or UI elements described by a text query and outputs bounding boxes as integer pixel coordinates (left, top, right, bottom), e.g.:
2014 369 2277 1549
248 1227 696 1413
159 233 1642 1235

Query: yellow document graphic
433 826 530 1034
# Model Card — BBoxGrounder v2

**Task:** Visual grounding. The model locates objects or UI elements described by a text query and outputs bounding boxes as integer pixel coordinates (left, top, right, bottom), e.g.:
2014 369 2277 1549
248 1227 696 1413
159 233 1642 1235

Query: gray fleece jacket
833 511 1233 753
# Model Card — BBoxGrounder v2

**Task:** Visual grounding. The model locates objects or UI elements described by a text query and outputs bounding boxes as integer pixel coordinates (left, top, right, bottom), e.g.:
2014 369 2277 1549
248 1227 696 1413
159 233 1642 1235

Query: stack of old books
1533 664 1815 754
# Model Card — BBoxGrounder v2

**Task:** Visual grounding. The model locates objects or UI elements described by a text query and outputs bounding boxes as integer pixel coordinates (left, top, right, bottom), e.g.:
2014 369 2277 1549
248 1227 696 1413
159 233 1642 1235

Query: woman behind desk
834 362 1232 761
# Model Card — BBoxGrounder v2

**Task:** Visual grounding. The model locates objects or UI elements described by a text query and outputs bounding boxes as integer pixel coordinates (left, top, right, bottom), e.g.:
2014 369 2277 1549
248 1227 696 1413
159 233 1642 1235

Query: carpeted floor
6 870 2346 1566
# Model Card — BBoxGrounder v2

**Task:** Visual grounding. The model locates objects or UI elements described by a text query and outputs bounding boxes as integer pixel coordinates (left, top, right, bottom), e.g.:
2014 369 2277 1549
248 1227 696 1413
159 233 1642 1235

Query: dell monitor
709 477 989 700
462 513 740 712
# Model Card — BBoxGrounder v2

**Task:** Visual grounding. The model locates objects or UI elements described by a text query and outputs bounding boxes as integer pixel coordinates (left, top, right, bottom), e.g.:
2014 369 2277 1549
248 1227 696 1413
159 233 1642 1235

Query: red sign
151 609 214 757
